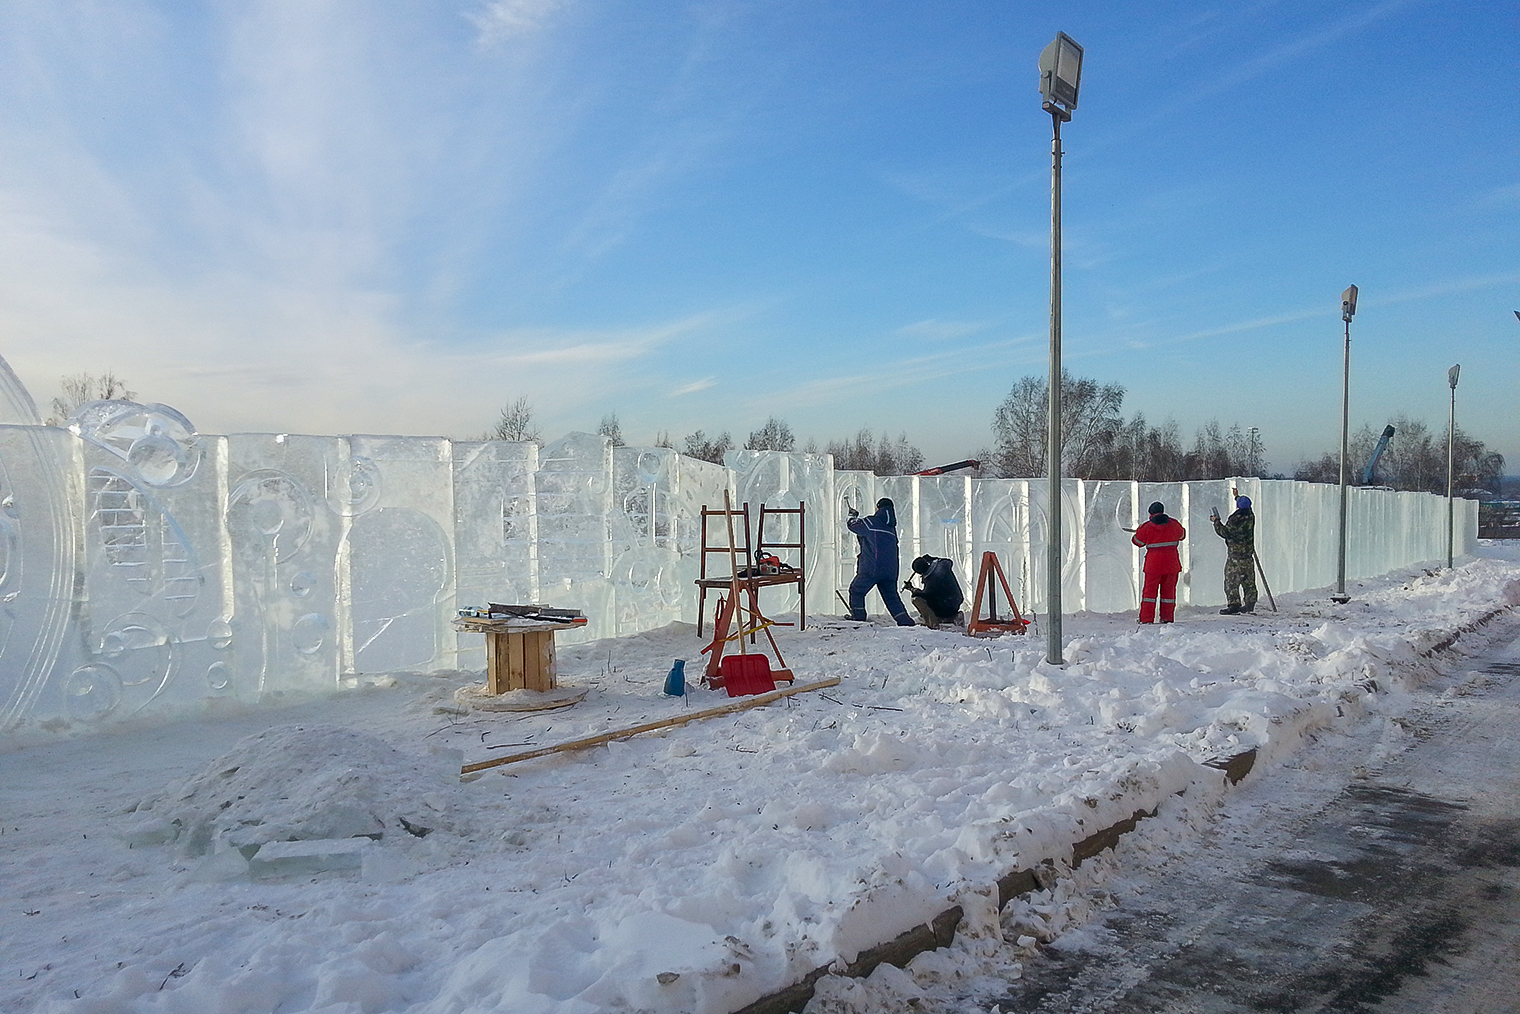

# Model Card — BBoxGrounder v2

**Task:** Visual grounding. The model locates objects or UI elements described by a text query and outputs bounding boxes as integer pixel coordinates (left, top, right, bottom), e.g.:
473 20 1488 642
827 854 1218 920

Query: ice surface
225 433 348 697
347 436 455 673
0 351 41 425
0 425 85 730
0 371 1482 738
453 440 540 671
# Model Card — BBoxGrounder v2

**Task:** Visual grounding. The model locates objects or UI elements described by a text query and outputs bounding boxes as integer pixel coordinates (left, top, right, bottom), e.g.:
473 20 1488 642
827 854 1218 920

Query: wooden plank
460 677 842 774
506 633 527 692
486 632 506 694
526 630 555 692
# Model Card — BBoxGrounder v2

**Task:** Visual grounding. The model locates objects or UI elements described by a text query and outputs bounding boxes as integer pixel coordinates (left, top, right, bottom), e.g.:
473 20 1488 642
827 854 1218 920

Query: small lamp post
1332 284 1357 604
1447 364 1460 568
1038 31 1083 666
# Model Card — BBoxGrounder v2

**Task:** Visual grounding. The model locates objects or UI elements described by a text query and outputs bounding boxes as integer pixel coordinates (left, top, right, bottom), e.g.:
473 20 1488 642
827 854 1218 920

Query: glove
847 508 859 519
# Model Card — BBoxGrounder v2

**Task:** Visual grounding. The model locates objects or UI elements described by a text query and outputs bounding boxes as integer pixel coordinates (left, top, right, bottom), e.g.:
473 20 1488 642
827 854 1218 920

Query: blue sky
0 0 1515 473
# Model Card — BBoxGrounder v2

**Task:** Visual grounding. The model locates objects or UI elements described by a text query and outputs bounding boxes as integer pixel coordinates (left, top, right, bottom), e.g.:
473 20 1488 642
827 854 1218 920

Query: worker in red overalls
1131 501 1186 623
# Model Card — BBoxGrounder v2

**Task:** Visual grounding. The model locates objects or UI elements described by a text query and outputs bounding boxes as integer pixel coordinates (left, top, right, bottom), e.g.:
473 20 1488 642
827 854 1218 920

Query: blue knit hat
1236 495 1251 509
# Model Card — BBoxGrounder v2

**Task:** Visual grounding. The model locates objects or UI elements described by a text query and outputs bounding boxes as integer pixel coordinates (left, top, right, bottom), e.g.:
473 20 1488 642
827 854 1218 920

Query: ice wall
0 371 1478 738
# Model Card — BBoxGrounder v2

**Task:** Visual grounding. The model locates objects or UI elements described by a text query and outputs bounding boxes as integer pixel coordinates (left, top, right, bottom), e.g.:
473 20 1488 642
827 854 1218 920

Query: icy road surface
877 634 1520 1014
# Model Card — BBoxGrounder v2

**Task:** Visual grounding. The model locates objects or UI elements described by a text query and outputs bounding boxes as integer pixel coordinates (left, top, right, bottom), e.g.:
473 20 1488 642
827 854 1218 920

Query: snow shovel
718 653 776 697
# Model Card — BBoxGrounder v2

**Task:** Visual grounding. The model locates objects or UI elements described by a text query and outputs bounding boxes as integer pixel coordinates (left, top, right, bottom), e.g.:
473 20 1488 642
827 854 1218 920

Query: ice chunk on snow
249 837 373 878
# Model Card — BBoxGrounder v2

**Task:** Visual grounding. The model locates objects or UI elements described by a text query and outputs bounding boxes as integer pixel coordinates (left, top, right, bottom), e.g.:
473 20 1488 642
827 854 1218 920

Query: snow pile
125 724 467 858
2 551 1518 1014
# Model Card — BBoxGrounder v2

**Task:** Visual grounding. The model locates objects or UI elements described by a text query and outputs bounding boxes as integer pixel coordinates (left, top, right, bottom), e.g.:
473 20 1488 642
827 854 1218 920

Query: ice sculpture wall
0 365 1479 739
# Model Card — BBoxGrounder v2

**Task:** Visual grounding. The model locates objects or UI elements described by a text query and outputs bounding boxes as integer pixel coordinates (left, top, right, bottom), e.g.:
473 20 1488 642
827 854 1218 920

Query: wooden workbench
453 616 583 694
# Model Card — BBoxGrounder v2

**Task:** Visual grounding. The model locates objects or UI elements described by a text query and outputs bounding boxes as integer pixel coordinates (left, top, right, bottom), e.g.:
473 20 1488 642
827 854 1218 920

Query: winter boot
1219 604 1241 615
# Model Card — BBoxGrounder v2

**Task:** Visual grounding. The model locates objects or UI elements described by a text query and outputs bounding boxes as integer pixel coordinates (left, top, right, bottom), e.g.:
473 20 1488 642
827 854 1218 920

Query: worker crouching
1131 501 1186 623
905 555 965 629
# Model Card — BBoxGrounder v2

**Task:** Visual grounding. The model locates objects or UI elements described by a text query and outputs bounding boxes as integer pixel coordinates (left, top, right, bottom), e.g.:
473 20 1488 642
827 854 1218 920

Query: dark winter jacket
1212 508 1255 559
911 557 964 619
847 502 901 578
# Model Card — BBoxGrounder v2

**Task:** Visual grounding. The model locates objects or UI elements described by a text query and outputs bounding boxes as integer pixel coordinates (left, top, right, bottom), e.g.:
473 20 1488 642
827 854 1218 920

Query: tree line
1294 415 1504 495
491 401 925 473
984 370 1268 481
39 372 1503 492
489 375 1504 491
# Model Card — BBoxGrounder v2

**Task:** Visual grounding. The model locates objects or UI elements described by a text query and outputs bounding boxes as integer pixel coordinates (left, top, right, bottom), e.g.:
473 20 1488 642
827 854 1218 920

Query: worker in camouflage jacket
1212 494 1257 614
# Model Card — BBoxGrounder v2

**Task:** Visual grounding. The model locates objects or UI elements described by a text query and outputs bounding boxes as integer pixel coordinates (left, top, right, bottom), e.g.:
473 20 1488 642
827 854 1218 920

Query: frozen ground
930 637 1520 1014
4 547 1520 1014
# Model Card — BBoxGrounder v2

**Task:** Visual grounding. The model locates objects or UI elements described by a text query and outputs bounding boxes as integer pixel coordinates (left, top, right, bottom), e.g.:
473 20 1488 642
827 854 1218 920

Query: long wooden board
460 677 842 774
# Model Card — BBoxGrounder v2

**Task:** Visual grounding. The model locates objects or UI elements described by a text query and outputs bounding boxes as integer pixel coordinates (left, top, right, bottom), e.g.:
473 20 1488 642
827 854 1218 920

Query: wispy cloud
1475 182 1520 211
894 318 991 342
754 333 1042 412
1091 0 1423 154
671 378 717 396
468 0 565 48
1078 271 1520 358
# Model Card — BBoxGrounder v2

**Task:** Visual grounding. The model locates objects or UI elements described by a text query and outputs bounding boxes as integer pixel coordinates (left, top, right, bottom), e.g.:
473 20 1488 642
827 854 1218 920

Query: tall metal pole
1045 108 1065 666
1447 370 1457 568
1332 314 1351 603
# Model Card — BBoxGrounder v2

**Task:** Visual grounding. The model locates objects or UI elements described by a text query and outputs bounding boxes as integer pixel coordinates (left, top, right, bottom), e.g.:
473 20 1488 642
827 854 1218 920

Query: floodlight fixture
1039 32 1084 120
1448 364 1461 389
1342 284 1358 322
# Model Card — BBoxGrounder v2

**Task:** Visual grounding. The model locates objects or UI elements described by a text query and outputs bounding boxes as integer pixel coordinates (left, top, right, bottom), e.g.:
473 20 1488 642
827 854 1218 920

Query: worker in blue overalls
846 498 915 625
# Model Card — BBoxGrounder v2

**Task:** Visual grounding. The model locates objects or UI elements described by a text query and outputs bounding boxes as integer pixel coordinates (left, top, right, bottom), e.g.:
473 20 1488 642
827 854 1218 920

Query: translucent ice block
536 433 616 642
0 425 86 733
225 434 348 697
346 436 455 674
453 440 539 670
1081 480 1138 614
970 479 1034 617
0 352 41 425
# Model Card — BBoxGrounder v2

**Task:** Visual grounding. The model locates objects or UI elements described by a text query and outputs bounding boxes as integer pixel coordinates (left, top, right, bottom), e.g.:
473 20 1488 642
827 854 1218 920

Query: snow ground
4 547 1520 1014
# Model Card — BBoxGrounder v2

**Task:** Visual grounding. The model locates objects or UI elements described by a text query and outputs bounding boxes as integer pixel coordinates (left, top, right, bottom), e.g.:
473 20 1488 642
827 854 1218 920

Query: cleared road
972 632 1520 1014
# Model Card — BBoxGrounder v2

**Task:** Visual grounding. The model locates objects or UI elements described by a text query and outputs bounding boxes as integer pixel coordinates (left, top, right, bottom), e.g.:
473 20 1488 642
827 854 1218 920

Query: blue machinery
1363 424 1396 486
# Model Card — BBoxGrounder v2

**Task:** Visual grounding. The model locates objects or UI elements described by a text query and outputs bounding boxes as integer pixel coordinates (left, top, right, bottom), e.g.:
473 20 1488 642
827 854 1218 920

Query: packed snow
4 547 1519 1014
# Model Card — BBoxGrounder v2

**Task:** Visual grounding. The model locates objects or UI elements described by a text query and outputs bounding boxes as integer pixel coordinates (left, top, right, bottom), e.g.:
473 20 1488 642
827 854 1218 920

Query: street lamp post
1447 364 1460 568
1332 284 1357 604
1038 31 1083 667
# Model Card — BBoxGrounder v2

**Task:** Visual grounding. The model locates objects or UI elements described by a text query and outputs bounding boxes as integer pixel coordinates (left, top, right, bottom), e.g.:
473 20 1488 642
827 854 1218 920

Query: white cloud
468 0 565 47
895 318 989 342
671 378 717 397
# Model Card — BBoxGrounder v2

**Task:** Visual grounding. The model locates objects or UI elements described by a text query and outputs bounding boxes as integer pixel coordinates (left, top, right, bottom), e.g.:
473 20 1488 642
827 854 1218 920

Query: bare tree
682 430 732 464
47 371 135 426
990 370 1124 479
823 429 924 475
488 397 541 442
1296 414 1504 494
597 413 624 447
745 416 795 452
654 430 674 449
